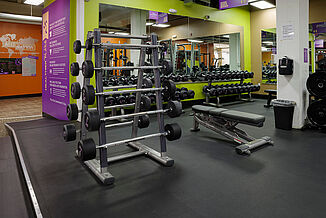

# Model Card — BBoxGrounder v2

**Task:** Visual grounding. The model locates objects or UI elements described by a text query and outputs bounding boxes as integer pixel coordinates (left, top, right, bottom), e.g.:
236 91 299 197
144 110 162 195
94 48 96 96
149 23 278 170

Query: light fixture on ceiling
249 0 275 9
24 0 44 5
172 35 177 39
223 35 230 38
152 23 171 28
146 22 154 26
115 32 129 36
108 31 115 34
263 41 274 45
188 39 204 43
0 13 41 22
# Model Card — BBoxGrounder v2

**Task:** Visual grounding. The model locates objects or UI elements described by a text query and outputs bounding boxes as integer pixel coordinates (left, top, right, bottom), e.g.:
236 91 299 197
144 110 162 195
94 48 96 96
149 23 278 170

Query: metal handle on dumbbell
100 33 149 39
96 87 162 96
102 109 167 122
96 132 165 149
96 43 163 50
97 66 162 71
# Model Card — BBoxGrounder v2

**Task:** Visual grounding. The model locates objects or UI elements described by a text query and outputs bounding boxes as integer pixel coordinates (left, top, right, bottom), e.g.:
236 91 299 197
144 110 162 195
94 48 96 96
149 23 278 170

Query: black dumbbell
73 39 93 54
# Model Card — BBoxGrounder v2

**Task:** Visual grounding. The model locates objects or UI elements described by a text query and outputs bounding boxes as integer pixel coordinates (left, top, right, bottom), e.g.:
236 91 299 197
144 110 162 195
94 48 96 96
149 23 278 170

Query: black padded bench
264 89 277 108
191 105 273 155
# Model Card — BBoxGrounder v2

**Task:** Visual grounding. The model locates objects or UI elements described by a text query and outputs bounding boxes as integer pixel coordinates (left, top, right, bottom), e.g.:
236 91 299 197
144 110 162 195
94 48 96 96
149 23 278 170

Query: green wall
84 0 251 71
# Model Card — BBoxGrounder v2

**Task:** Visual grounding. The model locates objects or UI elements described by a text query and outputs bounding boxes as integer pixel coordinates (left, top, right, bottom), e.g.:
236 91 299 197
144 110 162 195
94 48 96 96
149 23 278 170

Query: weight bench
191 105 273 155
264 89 277 108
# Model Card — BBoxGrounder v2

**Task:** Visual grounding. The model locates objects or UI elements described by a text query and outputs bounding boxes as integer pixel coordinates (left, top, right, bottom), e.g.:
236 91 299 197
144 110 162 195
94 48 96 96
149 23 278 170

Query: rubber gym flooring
4 99 326 218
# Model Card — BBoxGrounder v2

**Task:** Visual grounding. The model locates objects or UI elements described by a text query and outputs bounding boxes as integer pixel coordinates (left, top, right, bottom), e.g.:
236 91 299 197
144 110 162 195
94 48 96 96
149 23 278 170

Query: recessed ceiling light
250 0 275 9
188 39 204 43
152 24 170 28
146 22 154 26
263 41 274 45
24 0 44 5
115 32 129 35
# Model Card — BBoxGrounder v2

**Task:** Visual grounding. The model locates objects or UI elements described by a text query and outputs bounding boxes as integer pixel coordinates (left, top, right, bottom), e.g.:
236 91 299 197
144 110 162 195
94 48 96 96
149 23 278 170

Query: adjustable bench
191 105 273 155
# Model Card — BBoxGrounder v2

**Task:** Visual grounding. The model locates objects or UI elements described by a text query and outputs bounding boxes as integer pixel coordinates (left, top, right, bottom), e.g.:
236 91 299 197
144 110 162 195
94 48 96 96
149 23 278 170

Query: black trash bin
272 99 296 130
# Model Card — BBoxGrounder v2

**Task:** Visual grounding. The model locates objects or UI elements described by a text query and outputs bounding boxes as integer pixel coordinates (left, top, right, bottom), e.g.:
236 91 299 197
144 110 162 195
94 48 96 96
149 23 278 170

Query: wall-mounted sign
0 58 22 75
312 22 326 35
149 11 168 24
219 0 248 10
315 39 324 48
42 0 70 120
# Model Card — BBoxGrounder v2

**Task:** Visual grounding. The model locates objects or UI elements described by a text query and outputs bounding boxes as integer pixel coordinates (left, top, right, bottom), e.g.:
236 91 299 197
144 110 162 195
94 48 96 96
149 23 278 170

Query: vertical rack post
131 39 146 138
151 34 167 157
94 29 108 172
80 31 93 140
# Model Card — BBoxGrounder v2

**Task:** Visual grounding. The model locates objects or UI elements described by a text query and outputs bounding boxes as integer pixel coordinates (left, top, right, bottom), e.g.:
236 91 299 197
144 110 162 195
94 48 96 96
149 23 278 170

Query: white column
130 9 146 75
76 0 84 119
276 0 309 129
229 33 240 71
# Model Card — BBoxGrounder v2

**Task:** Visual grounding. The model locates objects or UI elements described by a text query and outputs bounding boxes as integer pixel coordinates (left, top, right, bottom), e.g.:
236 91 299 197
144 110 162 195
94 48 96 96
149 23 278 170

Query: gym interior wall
0 21 42 97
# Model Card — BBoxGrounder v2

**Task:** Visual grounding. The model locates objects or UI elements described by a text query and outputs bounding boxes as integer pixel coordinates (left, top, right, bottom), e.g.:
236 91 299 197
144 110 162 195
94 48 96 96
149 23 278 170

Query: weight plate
116 95 126 105
307 100 326 127
142 78 153 88
82 85 95 105
162 80 176 97
105 96 116 106
77 138 96 161
63 124 77 142
160 59 173 75
70 62 79 76
84 110 100 131
165 123 182 141
71 82 81 99
67 103 79 120
167 100 182 118
138 115 150 129
140 95 151 111
82 60 94 78
306 72 326 98
73 40 82 54
187 90 195 99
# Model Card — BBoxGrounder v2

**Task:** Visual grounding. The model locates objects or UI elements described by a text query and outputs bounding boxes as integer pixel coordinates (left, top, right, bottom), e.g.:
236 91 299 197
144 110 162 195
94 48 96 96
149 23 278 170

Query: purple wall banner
312 22 326 35
304 48 308 63
219 0 248 10
149 11 159 20
158 12 168 24
42 0 70 120
315 39 324 48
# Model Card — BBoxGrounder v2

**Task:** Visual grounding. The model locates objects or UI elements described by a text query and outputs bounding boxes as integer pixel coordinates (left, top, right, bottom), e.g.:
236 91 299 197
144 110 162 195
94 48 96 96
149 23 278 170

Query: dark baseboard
0 93 42 100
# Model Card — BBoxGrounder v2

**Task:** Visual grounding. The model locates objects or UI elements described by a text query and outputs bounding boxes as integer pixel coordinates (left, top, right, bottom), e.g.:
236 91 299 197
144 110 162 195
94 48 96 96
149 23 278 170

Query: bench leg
264 94 273 108
190 113 200 132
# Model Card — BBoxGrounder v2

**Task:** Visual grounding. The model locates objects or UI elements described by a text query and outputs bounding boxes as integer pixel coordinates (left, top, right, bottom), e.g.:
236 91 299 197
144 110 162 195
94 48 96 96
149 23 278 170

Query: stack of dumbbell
203 83 260 97
262 69 277 79
191 70 254 82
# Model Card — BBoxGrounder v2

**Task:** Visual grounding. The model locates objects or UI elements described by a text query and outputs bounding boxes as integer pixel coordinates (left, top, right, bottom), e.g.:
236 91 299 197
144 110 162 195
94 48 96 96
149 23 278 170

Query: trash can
271 99 296 130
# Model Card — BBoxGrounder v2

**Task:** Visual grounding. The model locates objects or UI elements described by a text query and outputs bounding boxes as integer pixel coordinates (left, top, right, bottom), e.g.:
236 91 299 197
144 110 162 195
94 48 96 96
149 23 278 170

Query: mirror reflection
261 28 277 85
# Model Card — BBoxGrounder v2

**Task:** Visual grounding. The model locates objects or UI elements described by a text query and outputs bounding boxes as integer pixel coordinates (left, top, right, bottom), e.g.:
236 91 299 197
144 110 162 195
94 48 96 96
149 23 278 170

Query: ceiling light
108 31 115 34
263 41 274 45
0 13 41 22
115 32 129 36
152 24 170 28
223 35 230 38
146 22 154 26
188 39 204 43
172 35 177 38
250 1 275 9
24 0 44 5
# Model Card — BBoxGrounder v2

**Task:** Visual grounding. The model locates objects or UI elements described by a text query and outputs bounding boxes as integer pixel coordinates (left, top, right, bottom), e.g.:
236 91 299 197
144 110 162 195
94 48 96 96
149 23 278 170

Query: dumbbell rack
78 29 175 185
203 79 254 107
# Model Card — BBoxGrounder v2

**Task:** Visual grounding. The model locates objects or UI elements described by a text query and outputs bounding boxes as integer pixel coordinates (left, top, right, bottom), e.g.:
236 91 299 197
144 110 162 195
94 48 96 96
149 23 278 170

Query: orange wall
262 51 273 66
0 22 42 97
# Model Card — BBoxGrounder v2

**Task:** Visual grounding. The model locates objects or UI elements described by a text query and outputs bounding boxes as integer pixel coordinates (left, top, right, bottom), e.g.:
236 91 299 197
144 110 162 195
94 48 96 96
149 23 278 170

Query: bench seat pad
192 105 214 114
220 110 265 124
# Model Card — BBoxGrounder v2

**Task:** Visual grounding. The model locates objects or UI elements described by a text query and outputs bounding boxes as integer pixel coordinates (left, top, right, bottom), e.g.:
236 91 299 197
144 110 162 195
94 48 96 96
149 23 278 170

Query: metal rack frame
78 29 174 185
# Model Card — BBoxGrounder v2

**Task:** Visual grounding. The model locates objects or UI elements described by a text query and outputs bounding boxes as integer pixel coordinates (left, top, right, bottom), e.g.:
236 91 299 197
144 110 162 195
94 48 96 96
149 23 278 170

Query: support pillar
276 0 309 129
130 9 146 75
229 33 240 71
